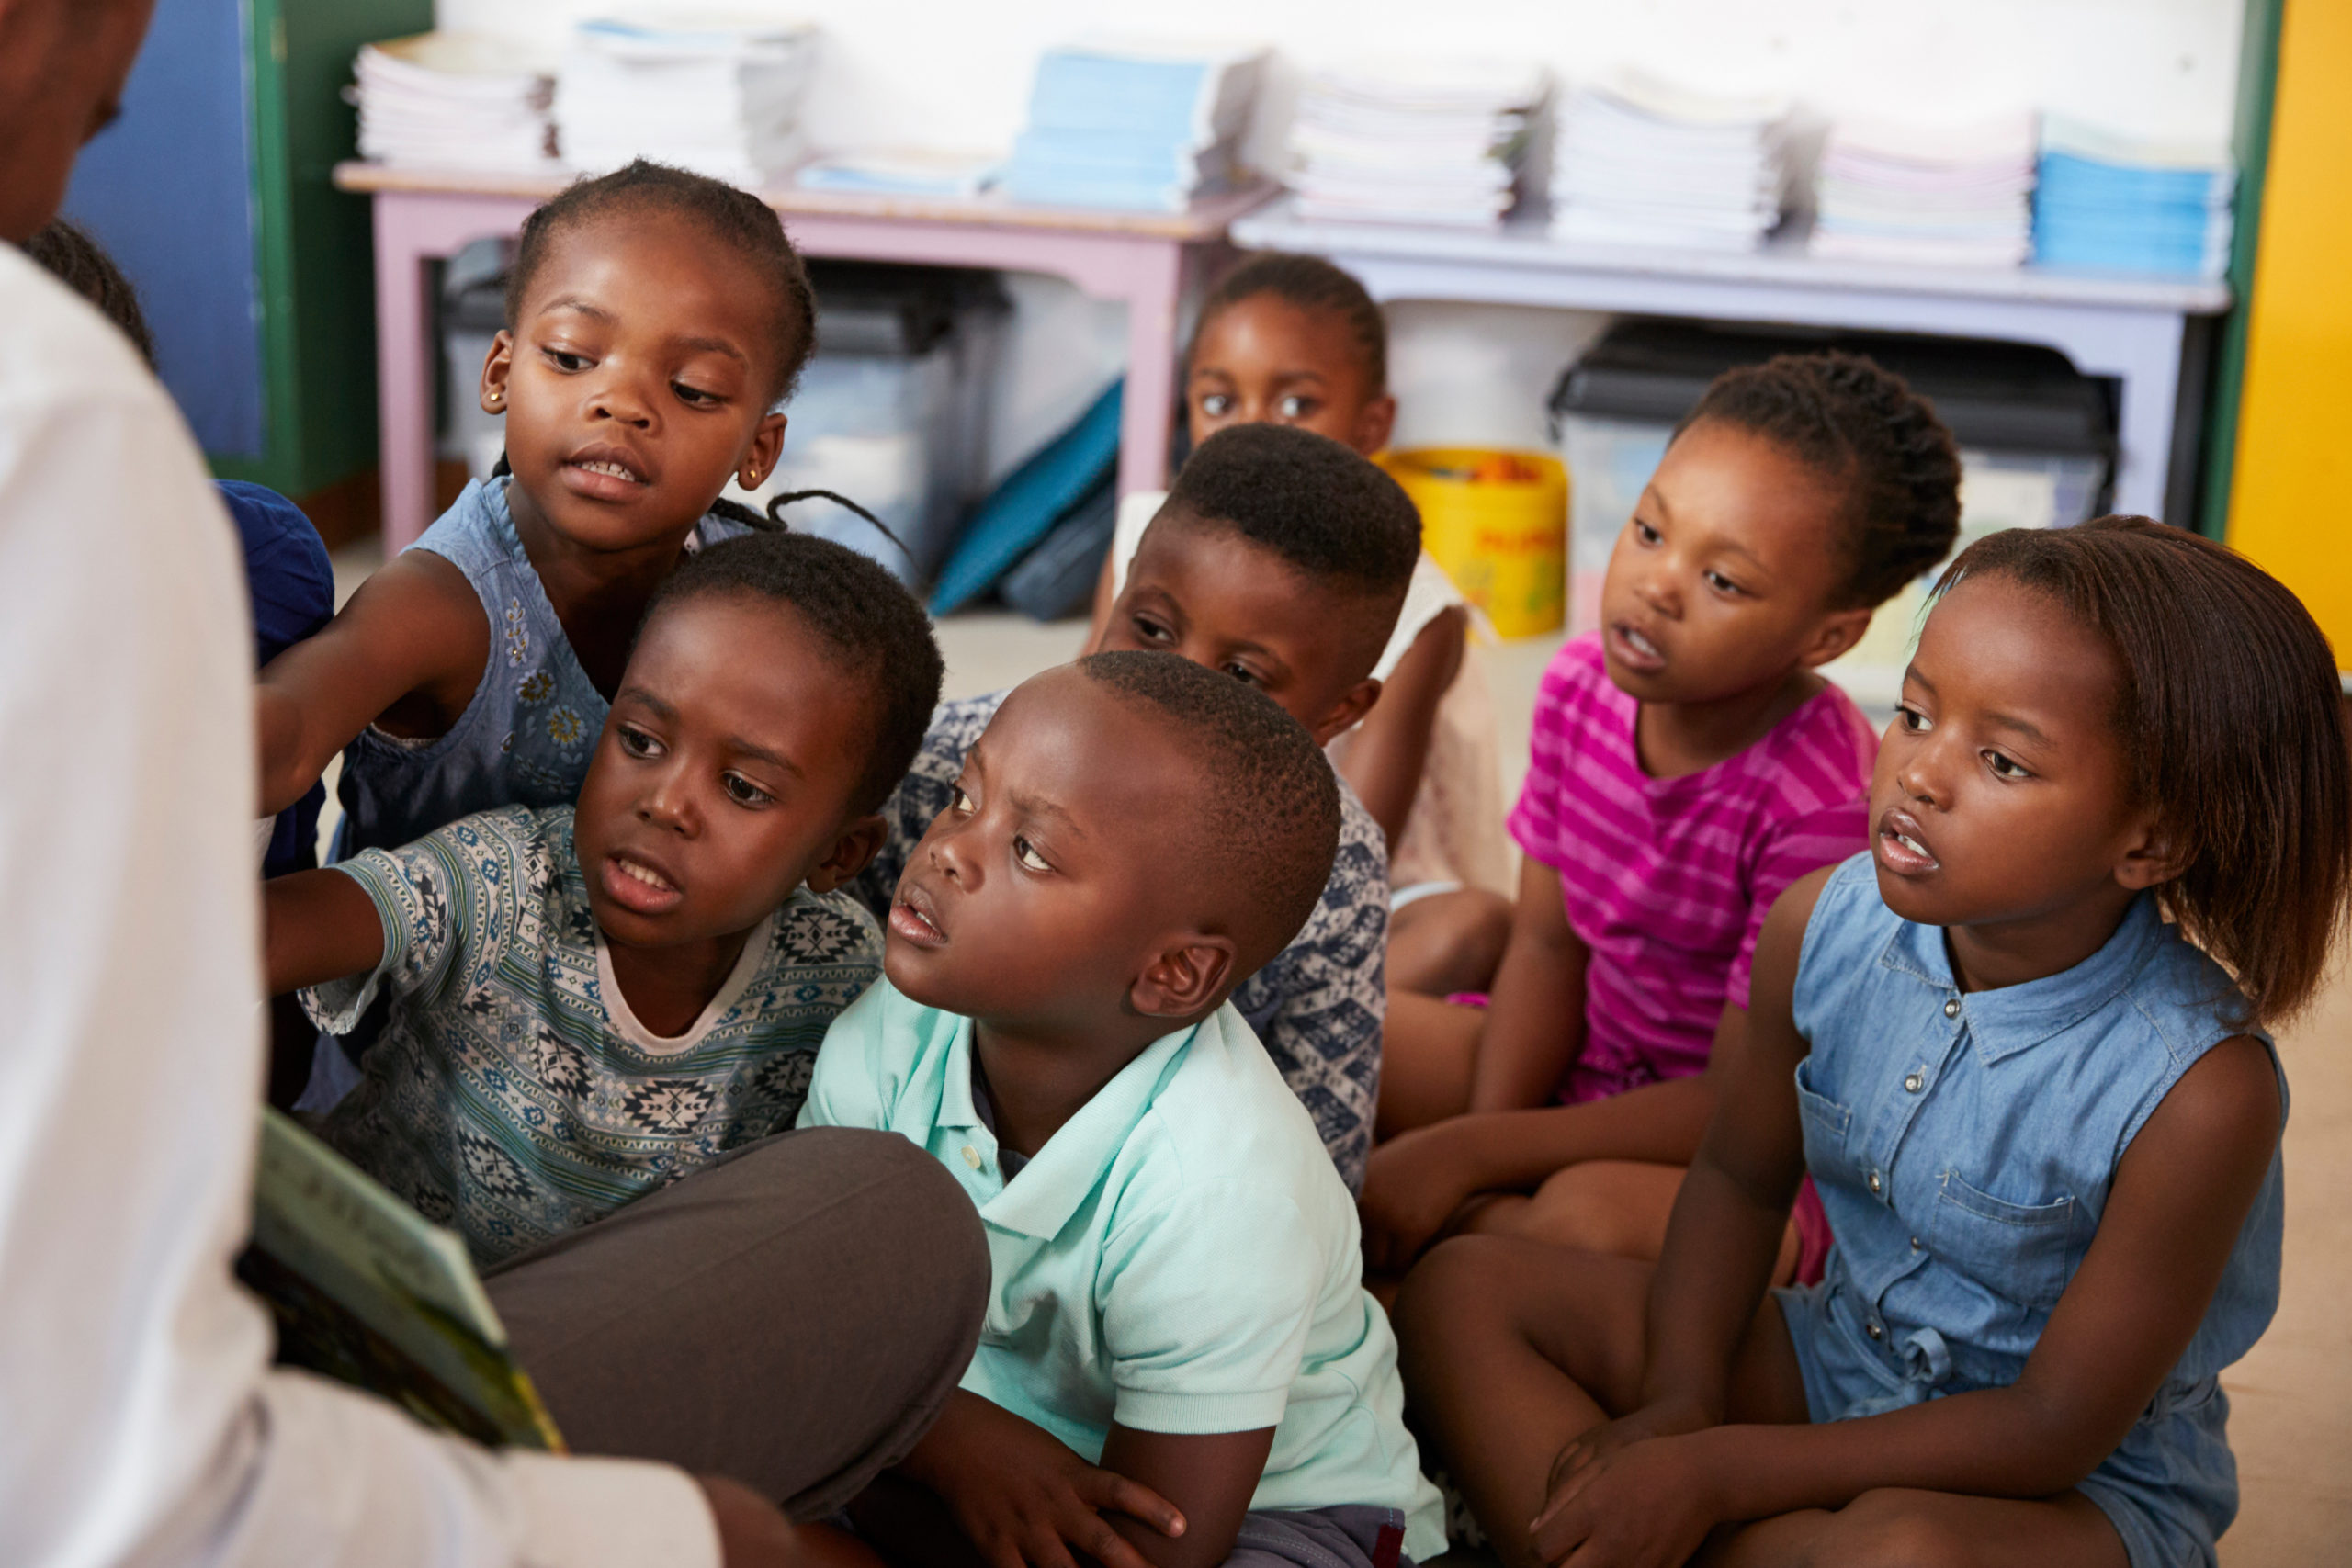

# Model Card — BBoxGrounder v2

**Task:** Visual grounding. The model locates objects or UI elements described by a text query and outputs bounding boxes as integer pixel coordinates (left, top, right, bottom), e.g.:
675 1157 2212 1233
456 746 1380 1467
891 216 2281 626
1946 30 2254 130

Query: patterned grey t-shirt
307 804 880 1265
847 691 1389 1191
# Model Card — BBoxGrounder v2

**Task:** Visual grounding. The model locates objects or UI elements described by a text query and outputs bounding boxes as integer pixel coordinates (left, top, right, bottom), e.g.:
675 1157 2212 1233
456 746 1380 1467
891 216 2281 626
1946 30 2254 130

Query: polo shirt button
960 1145 982 1169
1867 1169 1883 1195
1905 1073 1924 1093
1944 998 1962 1019
1867 1321 1884 1341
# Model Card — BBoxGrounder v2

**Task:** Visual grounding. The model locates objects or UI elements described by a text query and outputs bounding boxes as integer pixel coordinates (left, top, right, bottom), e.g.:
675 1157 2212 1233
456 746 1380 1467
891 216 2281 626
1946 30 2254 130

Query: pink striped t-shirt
1508 633 1879 1102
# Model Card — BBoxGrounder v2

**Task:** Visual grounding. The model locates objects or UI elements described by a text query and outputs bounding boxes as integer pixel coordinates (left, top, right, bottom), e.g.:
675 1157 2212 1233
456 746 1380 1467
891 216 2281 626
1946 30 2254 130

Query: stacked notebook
1549 72 1792 251
554 17 817 187
353 32 558 171
1810 112 2039 269
1002 39 1267 212
1285 58 1551 229
2032 118 2234 279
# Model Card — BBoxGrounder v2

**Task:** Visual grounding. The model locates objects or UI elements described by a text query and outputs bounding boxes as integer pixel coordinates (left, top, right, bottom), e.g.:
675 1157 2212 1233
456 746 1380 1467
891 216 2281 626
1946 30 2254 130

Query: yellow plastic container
1381 447 1569 637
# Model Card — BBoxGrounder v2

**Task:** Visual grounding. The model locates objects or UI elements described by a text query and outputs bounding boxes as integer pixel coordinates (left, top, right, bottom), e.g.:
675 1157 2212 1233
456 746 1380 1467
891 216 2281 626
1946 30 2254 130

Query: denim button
1944 998 1962 1019
1868 1169 1883 1194
1867 1321 1885 1340
1905 1073 1925 1093
1911 1235 1924 1251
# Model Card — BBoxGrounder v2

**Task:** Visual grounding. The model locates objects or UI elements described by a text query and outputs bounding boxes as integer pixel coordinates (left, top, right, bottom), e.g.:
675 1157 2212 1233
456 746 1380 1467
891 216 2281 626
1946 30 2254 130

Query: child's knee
1523 1161 1661 1257
1394 1233 1519 1339
1803 1491 1980 1568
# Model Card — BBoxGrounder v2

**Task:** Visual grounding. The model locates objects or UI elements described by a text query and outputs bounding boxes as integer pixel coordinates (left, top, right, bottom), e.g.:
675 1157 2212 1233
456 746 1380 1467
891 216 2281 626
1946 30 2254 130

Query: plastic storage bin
1382 448 1569 637
1549 321 2115 707
733 261 1008 585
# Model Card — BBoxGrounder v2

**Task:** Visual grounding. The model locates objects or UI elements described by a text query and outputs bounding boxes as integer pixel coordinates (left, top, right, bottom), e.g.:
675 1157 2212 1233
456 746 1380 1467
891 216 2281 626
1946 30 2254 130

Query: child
1396 517 2346 1568
1085 253 1511 930
263 531 943 1265
805 651 1446 1568
854 423 1423 1192
1363 353 1962 1263
254 159 816 858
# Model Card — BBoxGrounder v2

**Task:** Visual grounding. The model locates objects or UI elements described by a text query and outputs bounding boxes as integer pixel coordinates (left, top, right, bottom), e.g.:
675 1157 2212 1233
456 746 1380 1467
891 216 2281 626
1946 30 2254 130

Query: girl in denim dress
1399 517 2349 1568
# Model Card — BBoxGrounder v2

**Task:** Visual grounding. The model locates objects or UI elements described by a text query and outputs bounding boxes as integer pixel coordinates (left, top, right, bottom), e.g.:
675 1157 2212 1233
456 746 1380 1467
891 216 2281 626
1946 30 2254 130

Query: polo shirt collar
1874 891 2165 1064
954 1016 1204 1242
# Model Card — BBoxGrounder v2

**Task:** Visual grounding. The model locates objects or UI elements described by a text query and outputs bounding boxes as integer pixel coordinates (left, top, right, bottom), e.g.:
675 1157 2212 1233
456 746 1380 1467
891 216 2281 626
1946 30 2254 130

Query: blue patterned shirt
847 691 1388 1191
307 805 880 1265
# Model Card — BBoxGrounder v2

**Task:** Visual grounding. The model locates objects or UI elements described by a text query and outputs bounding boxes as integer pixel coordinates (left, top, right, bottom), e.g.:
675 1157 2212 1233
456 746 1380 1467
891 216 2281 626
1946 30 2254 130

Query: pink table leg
370 197 436 553
1114 242 1184 500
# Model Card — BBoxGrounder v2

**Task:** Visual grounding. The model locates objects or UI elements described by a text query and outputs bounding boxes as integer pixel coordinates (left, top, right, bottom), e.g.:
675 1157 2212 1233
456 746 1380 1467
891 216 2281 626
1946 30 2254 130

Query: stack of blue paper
1004 39 1266 211
2032 118 2233 278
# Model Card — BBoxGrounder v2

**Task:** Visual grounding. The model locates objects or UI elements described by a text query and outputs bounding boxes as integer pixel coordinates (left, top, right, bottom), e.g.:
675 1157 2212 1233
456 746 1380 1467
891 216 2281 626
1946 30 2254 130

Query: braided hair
504 159 818 404
1679 351 1962 610
1194 252 1387 393
23 220 156 368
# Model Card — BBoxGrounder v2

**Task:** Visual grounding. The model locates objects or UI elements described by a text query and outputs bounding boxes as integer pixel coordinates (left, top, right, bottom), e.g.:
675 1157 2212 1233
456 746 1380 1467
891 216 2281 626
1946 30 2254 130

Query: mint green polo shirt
800 981 1444 1556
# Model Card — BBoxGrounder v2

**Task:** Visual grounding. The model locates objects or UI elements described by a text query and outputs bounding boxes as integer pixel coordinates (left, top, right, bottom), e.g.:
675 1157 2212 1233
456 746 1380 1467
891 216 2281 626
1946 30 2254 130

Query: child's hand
1527 1428 1722 1568
1541 1397 1713 1497
900 1391 1185 1568
1359 1123 1481 1272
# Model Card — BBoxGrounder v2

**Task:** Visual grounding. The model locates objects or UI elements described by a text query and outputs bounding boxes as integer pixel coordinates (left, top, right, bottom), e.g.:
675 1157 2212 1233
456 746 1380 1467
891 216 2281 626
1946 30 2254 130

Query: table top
1232 198 2233 315
334 161 1277 241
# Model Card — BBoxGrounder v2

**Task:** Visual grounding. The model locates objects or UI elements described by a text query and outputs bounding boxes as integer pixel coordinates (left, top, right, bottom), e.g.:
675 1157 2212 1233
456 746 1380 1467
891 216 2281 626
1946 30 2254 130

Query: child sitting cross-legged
263 530 942 1266
804 651 1446 1568
854 423 1424 1193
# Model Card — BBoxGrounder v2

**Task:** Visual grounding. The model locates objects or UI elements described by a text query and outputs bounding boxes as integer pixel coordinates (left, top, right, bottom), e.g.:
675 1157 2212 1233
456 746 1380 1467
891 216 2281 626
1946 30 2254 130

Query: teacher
0 5 985 1565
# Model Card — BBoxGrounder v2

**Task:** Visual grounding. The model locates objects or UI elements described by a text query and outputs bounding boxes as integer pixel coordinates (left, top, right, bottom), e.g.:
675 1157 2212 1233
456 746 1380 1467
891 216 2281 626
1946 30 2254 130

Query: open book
238 1107 564 1450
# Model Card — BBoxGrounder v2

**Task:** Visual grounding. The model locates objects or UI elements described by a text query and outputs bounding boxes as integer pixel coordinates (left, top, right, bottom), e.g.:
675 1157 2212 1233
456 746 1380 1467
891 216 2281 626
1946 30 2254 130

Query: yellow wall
2228 0 2352 663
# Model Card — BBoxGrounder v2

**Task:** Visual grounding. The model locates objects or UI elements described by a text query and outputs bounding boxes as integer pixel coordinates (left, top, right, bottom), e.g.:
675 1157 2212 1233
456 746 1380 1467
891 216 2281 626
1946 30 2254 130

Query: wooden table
1234 198 2233 524
335 162 1274 550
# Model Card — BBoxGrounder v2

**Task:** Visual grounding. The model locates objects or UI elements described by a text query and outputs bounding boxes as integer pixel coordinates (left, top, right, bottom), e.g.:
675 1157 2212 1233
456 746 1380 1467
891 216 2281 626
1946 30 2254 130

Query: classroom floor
322 548 2352 1557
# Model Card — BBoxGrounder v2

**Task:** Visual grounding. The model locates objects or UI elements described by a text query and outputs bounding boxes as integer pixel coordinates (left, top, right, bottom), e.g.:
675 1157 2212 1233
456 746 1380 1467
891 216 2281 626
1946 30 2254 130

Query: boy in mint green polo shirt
801 650 1445 1568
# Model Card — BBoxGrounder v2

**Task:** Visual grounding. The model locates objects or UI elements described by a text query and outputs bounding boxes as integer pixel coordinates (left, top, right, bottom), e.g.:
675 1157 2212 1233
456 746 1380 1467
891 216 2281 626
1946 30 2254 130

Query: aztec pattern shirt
848 690 1389 1192
307 804 880 1265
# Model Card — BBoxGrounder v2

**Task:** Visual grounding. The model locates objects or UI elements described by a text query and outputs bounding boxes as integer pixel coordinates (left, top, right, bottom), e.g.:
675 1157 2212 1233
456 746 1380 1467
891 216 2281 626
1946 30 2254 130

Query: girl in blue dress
1398 515 2349 1568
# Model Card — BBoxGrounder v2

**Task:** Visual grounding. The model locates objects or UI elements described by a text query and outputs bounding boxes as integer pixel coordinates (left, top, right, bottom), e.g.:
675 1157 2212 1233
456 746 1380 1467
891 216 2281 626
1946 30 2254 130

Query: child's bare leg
1698 1486 2125 1568
1465 1160 1804 1284
1388 889 1514 996
1394 1235 1807 1568
1374 992 1483 1138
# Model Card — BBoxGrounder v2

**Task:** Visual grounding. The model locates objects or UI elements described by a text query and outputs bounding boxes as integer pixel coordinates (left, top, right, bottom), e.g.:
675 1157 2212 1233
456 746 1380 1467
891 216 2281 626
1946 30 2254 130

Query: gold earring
486 389 503 406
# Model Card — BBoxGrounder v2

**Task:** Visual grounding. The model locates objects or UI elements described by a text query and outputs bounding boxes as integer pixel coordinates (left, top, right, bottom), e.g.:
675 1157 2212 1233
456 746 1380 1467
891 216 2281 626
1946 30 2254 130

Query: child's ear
739 410 788 491
1796 605 1875 671
2113 813 2188 892
1310 678 1382 747
480 331 514 415
804 813 887 894
1353 394 1397 457
1130 934 1236 1020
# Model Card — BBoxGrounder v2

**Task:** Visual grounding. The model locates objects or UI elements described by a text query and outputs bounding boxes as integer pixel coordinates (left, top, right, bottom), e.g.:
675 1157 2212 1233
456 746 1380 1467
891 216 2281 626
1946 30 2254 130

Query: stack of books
1809 112 2038 269
1002 39 1267 212
1285 58 1550 229
795 149 1001 199
2032 118 2234 279
1550 71 1792 252
553 17 817 187
353 32 558 171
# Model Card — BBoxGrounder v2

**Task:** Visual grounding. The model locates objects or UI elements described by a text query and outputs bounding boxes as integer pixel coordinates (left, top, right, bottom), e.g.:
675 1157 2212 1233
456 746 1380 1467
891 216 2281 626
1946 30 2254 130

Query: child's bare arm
1097 1425 1276 1568
1467 858 1589 1111
262 870 386 998
1334 607 1464 849
254 551 489 817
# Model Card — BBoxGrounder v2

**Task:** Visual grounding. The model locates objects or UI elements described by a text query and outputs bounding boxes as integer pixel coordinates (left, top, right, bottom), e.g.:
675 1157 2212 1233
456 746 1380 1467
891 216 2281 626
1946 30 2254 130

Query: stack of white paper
354 32 558 171
1003 39 1266 212
1550 71 1792 251
795 149 1001 199
1810 113 2038 268
1287 58 1551 229
554 16 817 187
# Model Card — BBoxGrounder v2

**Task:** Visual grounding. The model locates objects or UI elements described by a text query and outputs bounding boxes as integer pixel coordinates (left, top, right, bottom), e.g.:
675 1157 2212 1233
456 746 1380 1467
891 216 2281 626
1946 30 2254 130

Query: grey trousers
485 1126 989 1519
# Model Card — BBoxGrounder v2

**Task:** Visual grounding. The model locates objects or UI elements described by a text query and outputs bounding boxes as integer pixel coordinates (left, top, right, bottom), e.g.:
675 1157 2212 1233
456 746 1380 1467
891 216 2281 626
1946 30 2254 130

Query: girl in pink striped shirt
1364 352 1961 1290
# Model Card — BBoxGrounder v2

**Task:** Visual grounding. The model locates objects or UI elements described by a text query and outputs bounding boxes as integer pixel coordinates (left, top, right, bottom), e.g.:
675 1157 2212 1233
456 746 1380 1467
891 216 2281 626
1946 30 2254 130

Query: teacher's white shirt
0 244 718 1568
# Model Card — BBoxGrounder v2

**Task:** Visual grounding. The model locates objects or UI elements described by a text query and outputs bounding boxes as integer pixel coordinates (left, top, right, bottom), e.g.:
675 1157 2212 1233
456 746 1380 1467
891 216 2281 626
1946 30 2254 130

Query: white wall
437 0 2250 472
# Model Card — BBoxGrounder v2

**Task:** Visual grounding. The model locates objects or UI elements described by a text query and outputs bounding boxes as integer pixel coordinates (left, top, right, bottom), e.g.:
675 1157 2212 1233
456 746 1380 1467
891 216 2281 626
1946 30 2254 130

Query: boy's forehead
985 673 1202 829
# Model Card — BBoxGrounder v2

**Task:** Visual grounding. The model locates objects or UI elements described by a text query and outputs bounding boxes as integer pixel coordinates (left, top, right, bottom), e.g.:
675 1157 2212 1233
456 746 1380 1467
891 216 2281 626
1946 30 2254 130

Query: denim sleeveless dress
335 478 750 856
1779 854 2285 1568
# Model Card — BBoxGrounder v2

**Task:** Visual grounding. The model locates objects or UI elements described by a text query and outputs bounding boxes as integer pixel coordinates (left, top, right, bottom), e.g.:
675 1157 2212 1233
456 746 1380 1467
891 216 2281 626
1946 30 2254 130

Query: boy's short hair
1157 423 1421 656
1077 649 1340 962
24 219 156 368
648 532 944 814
